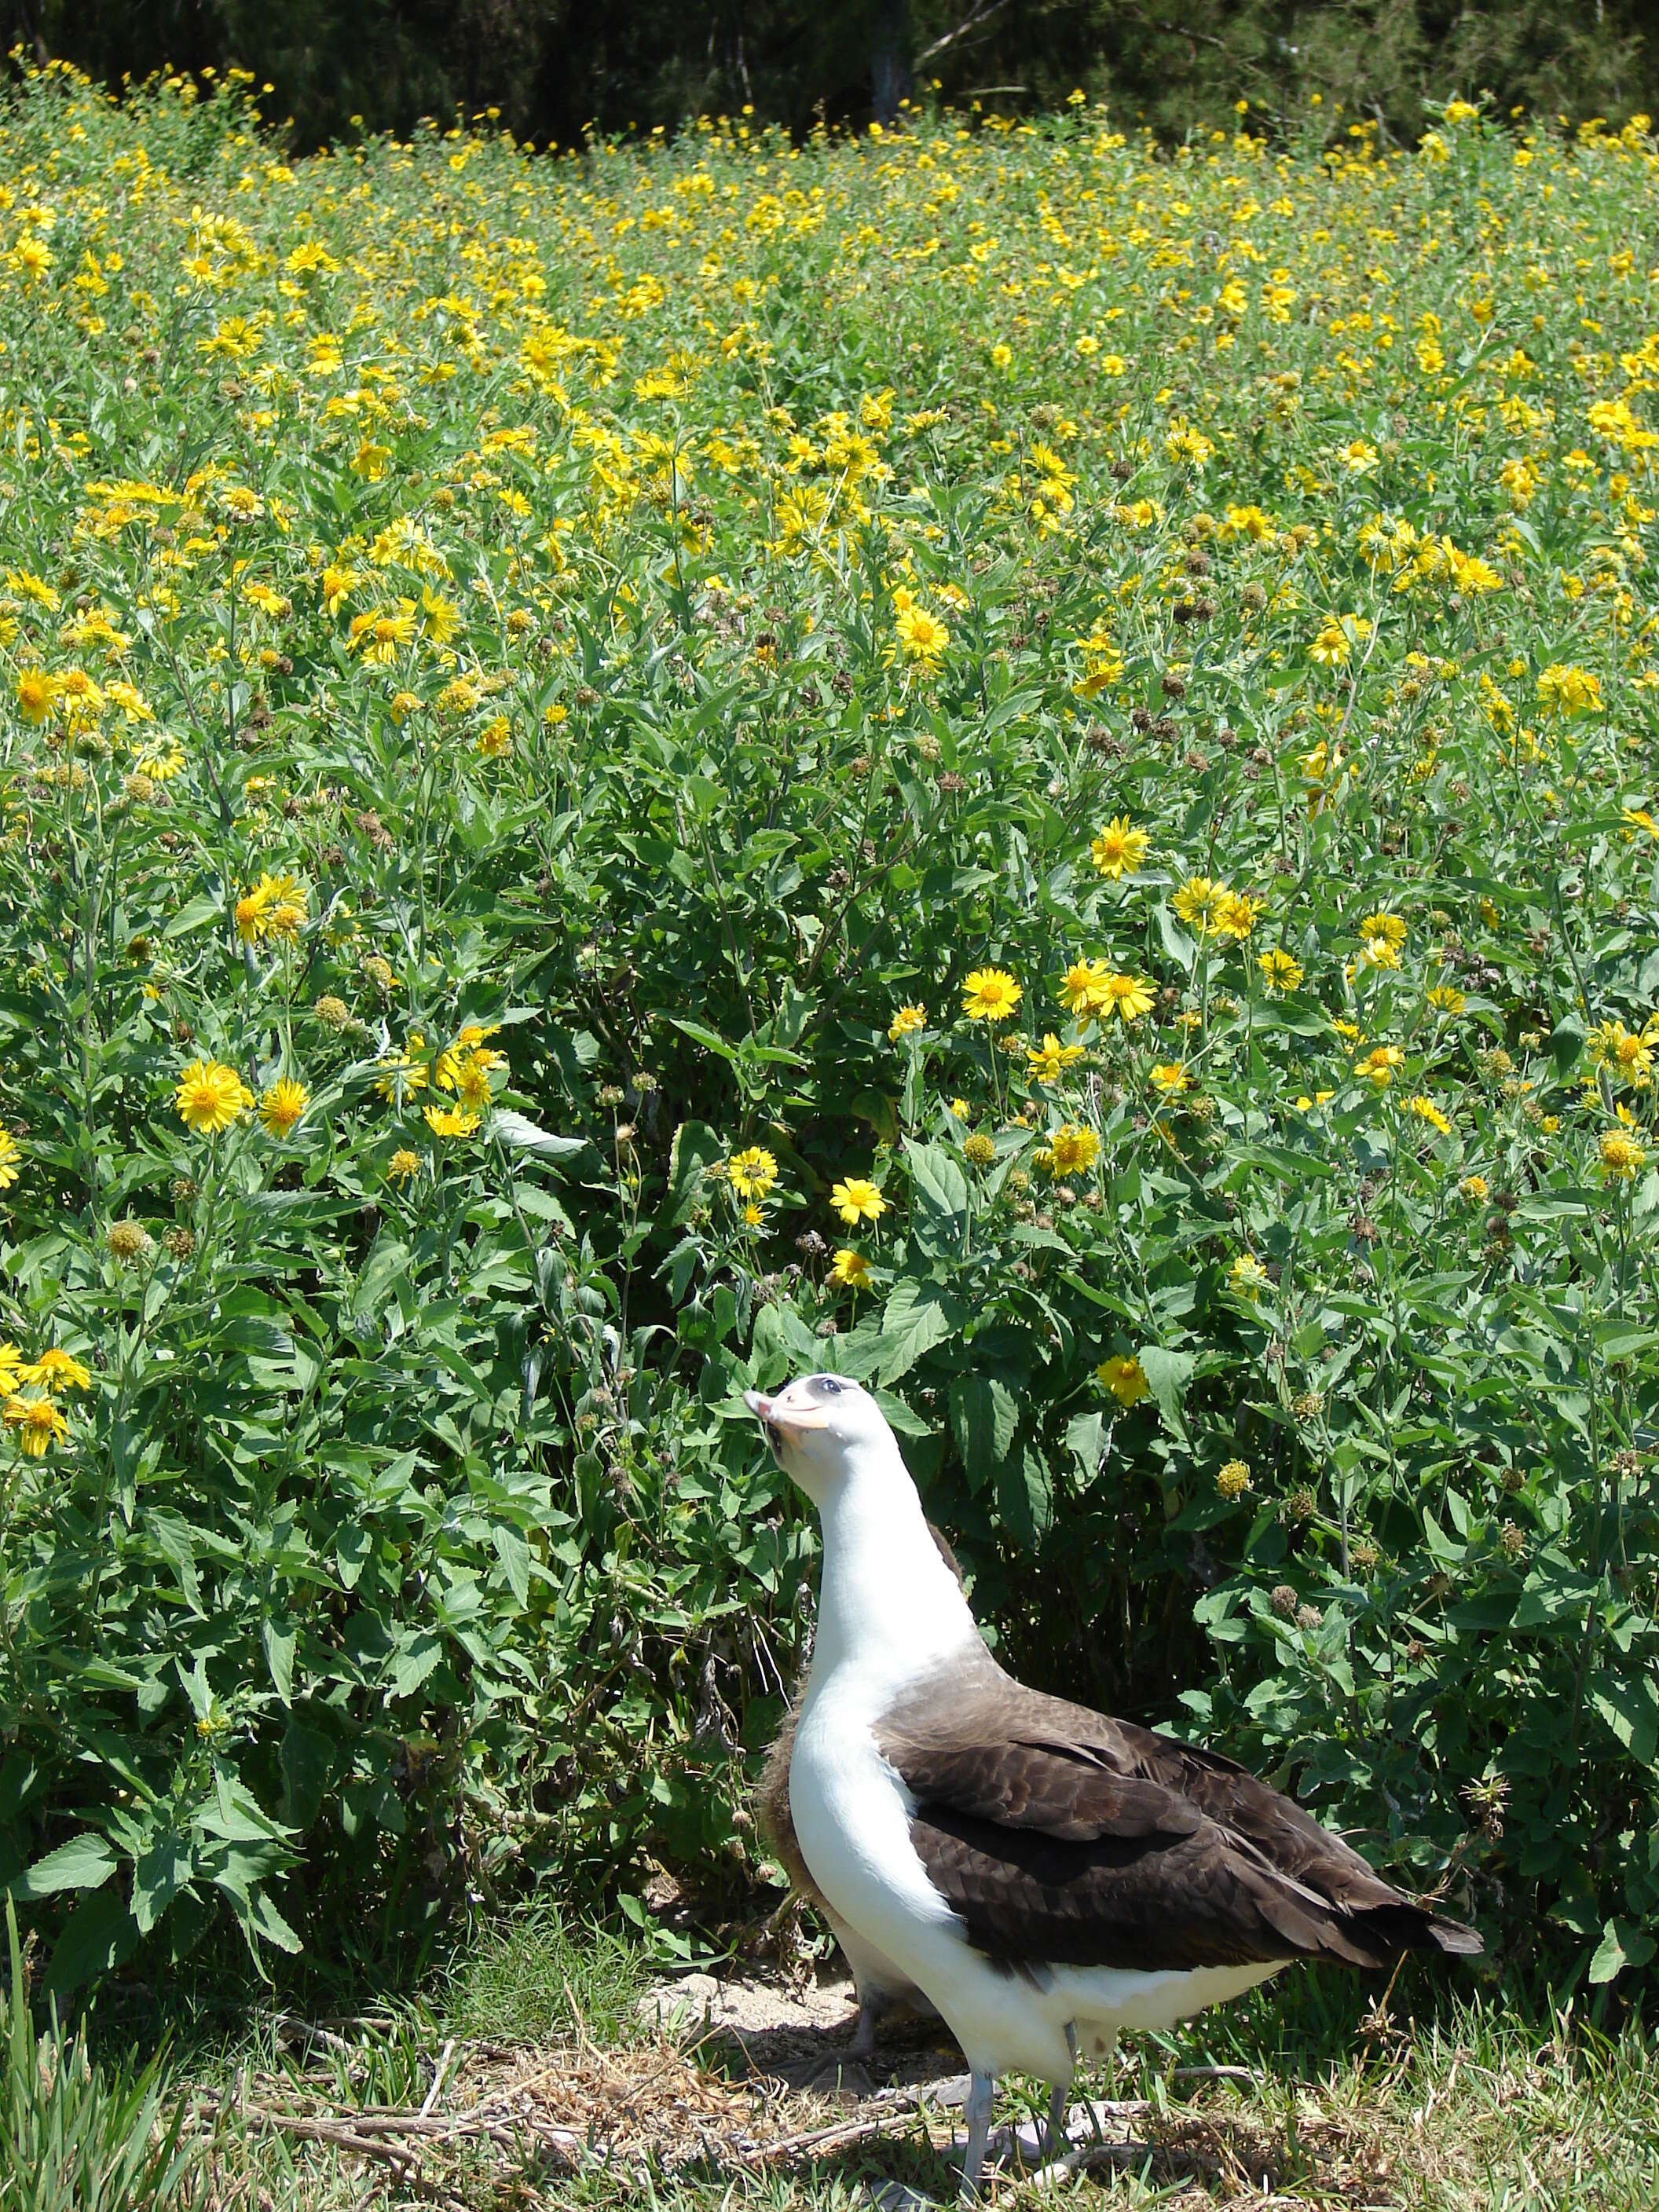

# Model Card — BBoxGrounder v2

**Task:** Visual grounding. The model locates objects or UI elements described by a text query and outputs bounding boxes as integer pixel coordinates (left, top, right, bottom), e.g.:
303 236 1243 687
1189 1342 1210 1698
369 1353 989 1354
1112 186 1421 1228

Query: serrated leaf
1137 1345 1195 1437
489 1109 585 1158
948 1372 1017 1494
262 1617 296 1705
1588 1671 1659 1768
877 1280 961 1384
12 1833 116 1900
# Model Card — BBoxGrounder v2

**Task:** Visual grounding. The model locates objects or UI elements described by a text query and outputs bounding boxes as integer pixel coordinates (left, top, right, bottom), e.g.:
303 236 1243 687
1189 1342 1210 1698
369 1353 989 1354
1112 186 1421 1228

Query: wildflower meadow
1 64 1657 2010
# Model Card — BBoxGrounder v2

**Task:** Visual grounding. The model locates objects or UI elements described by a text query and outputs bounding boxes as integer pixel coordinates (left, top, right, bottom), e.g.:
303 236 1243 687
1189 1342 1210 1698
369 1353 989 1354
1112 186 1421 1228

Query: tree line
3 0 1654 152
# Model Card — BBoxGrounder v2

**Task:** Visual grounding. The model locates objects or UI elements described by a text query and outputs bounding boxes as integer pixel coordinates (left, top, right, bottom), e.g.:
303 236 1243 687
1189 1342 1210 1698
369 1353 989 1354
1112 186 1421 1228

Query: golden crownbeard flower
375 1035 430 1102
1536 663 1601 716
1426 983 1466 1015
1150 1062 1189 1093
1309 619 1350 666
1623 808 1658 839
387 1148 422 1183
1357 1044 1405 1086
1408 1094 1452 1137
1231 1253 1268 1296
108 1220 152 1262
742 1201 765 1227
1027 1033 1086 1082
1097 1354 1149 1407
1043 1124 1100 1176
888 1004 927 1042
423 1105 481 1139
260 1078 310 1138
1358 910 1407 948
1356 933 1401 974
4 1395 68 1456
1213 892 1262 942
20 1348 91 1393
1173 876 1225 932
895 604 949 665
0 1130 20 1188
1058 958 1113 1018
256 873 307 940
235 884 272 944
1102 971 1155 1022
1216 1458 1252 1500
1600 1130 1646 1180
1090 816 1150 879
830 1247 871 1288
16 669 60 723
0 1345 21 1397
727 1145 778 1199
831 1176 887 1225
175 1059 253 1134
1259 948 1304 992
962 1131 996 1167
962 968 1022 1022
1460 1174 1489 1202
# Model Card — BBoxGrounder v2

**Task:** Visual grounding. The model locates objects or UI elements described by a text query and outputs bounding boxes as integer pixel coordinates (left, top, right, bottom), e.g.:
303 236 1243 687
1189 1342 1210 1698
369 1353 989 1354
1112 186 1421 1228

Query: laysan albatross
745 1372 1481 2199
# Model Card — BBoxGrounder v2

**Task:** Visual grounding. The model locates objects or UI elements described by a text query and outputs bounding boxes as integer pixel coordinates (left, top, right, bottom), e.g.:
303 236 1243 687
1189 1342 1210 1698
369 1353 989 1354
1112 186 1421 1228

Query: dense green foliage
2 1 1656 153
0 64 1656 2008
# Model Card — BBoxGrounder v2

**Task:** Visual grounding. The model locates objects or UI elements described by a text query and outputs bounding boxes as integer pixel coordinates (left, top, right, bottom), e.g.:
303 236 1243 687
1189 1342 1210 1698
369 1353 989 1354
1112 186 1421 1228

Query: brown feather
879 1647 1481 1976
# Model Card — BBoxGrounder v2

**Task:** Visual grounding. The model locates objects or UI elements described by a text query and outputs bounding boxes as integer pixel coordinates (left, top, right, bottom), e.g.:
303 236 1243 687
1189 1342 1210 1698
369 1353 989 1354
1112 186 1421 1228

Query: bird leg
846 1986 886 2059
958 2070 996 2203
1044 2021 1079 2158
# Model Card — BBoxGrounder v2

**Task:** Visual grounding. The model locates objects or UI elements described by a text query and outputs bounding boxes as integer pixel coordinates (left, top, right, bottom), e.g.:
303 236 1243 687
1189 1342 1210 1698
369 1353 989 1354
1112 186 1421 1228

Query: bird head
744 1373 895 1503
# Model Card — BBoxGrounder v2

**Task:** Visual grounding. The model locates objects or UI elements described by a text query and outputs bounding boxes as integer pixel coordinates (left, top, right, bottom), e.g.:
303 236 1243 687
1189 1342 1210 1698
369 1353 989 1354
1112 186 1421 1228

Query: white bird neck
804 1444 982 1706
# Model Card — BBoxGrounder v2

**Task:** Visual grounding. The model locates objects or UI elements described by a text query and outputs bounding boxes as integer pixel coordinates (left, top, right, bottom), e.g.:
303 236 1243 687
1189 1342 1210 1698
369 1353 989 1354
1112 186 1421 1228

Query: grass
24 1914 1654 2210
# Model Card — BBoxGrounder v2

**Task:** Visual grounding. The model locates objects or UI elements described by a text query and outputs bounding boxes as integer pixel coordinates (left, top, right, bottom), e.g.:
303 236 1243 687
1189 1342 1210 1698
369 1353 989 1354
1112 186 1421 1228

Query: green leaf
877 1280 961 1384
489 1109 585 1159
131 1835 192 1936
45 1887 139 1998
163 894 221 940
493 1524 532 1606
997 1441 1053 1551
948 1372 1017 1494
262 1617 296 1705
1137 1345 1195 1437
280 1719 337 1833
668 1016 738 1064
1588 1671 1659 1768
1588 1916 1656 1983
12 1833 116 1900
390 1631 443 1697
906 1137 969 1256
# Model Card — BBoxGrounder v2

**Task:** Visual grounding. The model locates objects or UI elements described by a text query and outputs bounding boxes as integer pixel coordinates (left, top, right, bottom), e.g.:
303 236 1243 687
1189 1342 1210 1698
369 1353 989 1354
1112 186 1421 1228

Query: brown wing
881 1657 1481 1974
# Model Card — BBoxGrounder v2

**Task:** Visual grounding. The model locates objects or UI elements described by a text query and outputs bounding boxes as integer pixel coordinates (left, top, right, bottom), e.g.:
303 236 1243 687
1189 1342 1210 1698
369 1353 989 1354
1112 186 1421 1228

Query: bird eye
818 1375 844 1395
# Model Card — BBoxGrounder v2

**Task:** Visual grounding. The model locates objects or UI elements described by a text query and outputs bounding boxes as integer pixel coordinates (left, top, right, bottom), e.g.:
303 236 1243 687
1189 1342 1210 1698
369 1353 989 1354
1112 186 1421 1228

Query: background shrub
0 67 1654 2001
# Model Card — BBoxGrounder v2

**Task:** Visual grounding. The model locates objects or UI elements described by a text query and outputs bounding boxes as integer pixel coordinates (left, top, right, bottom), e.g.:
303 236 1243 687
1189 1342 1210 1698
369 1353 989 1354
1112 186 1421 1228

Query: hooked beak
744 1387 830 1437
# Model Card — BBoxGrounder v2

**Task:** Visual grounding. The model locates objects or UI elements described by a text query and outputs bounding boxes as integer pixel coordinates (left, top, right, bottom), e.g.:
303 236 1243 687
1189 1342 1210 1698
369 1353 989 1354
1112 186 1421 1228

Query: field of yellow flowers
1 61 1656 2003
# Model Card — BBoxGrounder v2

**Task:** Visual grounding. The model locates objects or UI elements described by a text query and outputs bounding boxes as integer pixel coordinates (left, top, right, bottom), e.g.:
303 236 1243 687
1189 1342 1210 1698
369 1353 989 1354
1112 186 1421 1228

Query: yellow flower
1622 808 1658 839
1097 1354 1149 1407
888 1004 927 1042
727 1145 779 1199
1027 1033 1086 1082
387 1147 422 1183
962 968 1022 1023
1173 876 1225 932
1058 958 1112 1018
1427 983 1466 1016
1100 972 1155 1023
174 1059 253 1134
1356 933 1401 974
948 1097 971 1119
1230 1253 1269 1296
1213 891 1262 942
259 1078 310 1138
1043 1124 1099 1177
0 1344 23 1395
1358 911 1407 949
1356 1045 1405 1086
1408 1094 1452 1137
742 1201 765 1227
831 1176 887 1225
234 884 272 944
1259 948 1304 992
16 669 60 723
1460 1174 1490 1202
3 1395 68 1456
1216 1458 1252 1500
375 1035 430 1103
0 1130 20 1189
20 1348 91 1393
1150 1063 1189 1093
895 604 949 665
1089 815 1150 879
1536 664 1602 716
1600 1130 1646 1180
830 1247 871 1288
1309 618 1350 666
423 1104 481 1138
